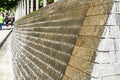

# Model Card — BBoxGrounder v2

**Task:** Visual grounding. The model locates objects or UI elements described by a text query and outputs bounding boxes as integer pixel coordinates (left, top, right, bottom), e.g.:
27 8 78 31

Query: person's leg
5 22 8 27
0 24 2 30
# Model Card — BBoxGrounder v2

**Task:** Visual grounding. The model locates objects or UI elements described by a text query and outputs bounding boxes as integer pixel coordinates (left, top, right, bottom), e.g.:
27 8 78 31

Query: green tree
0 0 19 11
47 0 54 4
39 0 43 8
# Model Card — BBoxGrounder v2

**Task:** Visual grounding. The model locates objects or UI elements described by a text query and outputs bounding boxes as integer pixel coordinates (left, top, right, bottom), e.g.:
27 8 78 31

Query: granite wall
12 0 116 80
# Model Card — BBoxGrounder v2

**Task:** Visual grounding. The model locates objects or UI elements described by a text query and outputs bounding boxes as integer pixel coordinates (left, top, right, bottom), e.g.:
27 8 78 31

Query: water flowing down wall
12 0 120 80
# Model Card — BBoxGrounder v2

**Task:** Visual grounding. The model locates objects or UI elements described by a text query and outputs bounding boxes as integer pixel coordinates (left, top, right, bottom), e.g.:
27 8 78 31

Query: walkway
0 27 14 80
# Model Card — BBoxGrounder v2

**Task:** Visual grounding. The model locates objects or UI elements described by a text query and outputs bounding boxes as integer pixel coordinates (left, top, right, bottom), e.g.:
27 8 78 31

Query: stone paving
0 27 13 80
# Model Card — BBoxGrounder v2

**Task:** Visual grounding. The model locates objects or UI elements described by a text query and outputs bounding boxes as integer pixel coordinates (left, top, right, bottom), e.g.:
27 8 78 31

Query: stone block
111 2 120 14
68 56 92 74
103 76 120 80
106 14 120 25
95 51 116 64
91 63 114 78
65 65 91 80
62 76 71 80
79 26 104 36
87 3 112 16
90 0 113 6
83 15 108 26
72 46 96 61
97 38 116 51
76 36 100 49
101 26 120 38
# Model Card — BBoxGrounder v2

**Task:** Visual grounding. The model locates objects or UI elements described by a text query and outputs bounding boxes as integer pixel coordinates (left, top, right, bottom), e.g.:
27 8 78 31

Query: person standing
0 13 4 30
4 15 9 27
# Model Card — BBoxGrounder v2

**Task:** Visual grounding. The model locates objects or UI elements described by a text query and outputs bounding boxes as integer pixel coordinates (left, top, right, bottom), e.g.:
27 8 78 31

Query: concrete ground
0 26 14 80
2 25 14 30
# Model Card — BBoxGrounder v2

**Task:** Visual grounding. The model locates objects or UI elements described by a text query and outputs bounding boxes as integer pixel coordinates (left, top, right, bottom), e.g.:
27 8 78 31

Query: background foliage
0 0 19 11
0 0 54 12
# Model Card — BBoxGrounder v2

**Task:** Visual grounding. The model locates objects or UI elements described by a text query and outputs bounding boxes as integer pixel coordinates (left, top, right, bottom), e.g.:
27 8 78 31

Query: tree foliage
0 0 19 11
0 0 55 11
47 0 54 3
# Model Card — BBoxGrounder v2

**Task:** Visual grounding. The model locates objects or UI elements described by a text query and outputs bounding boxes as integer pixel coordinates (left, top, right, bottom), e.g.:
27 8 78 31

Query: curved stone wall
12 0 117 80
